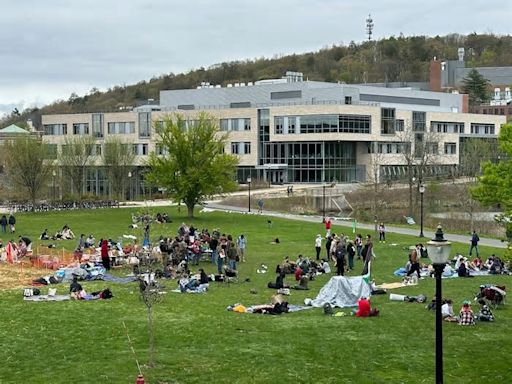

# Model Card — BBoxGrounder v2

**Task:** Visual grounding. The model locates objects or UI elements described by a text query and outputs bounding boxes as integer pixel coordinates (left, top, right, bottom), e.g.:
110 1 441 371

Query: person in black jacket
8 214 16 233
0 215 7 233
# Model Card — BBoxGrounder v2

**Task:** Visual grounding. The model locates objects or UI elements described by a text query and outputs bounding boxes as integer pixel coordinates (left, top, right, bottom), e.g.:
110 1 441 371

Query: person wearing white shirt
441 299 458 322
314 234 322 260
318 259 331 274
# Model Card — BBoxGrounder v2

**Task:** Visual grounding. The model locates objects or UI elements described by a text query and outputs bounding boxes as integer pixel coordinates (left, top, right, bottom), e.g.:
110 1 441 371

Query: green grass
0 207 511 383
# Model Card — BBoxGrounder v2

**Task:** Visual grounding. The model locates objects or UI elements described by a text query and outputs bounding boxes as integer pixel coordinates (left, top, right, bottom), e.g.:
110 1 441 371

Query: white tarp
309 275 371 308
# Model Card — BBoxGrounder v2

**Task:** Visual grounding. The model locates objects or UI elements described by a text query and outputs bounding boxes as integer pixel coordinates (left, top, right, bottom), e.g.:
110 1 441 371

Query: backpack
323 303 334 315
100 288 113 299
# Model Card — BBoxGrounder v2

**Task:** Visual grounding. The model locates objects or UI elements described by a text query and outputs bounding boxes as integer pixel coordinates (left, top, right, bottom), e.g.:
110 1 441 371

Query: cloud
0 0 511 111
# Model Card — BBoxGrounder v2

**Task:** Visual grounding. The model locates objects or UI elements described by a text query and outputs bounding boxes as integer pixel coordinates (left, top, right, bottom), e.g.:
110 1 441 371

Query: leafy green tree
472 124 512 259
59 135 95 199
4 137 53 208
102 137 136 199
461 68 491 107
147 112 239 218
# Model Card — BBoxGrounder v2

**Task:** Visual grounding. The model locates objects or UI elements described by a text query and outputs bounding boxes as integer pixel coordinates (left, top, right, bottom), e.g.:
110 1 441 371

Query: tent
308 275 371 308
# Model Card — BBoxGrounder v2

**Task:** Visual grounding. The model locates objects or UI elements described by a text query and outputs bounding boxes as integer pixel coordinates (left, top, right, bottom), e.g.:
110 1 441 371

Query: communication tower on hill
366 14 374 41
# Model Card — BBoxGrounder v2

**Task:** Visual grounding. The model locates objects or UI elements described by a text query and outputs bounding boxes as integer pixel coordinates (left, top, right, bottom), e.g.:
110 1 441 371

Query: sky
1 0 511 118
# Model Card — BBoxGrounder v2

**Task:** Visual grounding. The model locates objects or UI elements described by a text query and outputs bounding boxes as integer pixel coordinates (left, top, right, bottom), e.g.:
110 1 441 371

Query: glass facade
138 112 151 138
261 141 358 183
274 114 371 134
92 114 104 138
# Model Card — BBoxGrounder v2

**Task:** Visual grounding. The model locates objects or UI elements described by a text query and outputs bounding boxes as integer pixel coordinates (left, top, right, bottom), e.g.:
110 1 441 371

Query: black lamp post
52 170 56 201
127 171 132 201
322 182 326 223
426 225 451 384
419 183 425 237
247 176 252 212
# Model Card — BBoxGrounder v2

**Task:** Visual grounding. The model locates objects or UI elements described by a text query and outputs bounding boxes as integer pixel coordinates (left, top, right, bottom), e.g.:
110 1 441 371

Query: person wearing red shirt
324 218 332 237
355 297 371 317
101 239 110 271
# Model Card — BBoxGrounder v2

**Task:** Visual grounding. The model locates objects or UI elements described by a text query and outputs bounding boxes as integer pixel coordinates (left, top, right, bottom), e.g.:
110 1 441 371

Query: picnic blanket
101 274 137 283
24 295 71 302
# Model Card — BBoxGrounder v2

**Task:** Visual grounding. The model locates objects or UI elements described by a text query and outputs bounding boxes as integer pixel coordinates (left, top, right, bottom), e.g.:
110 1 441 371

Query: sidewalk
205 202 507 249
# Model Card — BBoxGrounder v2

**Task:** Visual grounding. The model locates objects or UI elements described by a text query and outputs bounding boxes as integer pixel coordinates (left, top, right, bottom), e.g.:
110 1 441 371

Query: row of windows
274 114 371 134
431 121 465 134
470 123 495 135
220 118 251 131
231 142 251 154
45 143 149 158
107 122 135 135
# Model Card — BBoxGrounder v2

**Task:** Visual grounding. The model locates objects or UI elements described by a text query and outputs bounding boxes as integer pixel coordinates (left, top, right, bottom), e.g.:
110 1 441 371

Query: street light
419 183 426 237
52 170 57 201
426 225 451 384
247 177 252 212
322 182 326 223
128 171 132 201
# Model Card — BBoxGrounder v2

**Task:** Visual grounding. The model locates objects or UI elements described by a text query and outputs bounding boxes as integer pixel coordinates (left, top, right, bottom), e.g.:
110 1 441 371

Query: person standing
237 234 247 262
406 245 421 278
378 222 386 243
335 237 346 276
347 240 356 271
324 217 332 237
355 234 363 259
8 214 16 233
314 234 322 260
101 239 110 271
361 234 373 275
0 215 7 233
257 199 264 213
325 235 332 260
469 230 480 257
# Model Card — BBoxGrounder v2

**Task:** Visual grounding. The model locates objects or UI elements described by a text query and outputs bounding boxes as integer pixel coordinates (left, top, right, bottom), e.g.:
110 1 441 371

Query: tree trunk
148 306 155 367
187 204 195 218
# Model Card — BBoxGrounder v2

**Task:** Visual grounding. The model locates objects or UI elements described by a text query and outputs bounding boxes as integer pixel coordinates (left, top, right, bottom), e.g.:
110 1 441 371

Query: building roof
0 124 29 134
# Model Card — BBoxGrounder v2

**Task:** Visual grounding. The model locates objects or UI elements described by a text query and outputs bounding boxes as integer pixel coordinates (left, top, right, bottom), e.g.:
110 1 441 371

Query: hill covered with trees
2 33 512 128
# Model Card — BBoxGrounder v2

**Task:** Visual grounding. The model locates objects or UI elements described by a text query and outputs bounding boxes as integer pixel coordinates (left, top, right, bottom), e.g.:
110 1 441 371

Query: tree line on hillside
2 33 512 129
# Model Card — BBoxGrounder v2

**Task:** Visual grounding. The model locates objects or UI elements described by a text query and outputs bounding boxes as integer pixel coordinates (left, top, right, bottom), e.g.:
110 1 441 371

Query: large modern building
41 72 506 198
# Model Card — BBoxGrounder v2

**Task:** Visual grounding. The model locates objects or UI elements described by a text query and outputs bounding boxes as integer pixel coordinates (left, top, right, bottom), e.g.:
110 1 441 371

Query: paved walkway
204 202 507 249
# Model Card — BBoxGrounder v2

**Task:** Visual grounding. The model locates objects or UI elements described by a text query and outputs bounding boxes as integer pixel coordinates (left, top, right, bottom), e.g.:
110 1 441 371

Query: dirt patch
0 263 45 290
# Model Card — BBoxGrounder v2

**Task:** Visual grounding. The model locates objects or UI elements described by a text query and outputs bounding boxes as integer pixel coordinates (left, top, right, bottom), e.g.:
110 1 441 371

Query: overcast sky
1 0 510 118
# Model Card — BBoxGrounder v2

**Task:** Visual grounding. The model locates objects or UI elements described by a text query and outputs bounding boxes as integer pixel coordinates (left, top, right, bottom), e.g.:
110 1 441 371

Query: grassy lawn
0 207 510 383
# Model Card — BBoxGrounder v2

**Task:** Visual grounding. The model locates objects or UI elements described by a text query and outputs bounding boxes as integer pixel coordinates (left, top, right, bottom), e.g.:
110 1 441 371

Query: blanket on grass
24 295 70 302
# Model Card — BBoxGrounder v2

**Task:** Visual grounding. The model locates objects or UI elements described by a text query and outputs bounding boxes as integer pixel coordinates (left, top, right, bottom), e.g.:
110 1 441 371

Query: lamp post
322 182 326 223
128 171 132 201
247 176 252 212
52 170 56 201
426 225 451 384
419 183 425 237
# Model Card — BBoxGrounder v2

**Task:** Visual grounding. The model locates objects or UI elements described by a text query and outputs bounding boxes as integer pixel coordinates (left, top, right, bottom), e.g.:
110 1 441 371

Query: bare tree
396 122 442 216
138 277 163 368
4 137 53 209
59 135 95 199
365 144 387 231
102 137 136 199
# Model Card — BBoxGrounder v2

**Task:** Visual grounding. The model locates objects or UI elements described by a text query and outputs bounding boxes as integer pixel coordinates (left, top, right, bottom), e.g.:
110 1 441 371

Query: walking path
124 183 507 249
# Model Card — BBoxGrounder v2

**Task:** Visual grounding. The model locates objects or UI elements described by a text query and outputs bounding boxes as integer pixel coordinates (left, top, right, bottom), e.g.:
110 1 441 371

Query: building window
381 108 395 134
138 112 151 138
92 113 104 138
107 122 135 134
43 124 67 136
427 142 438 155
243 142 251 154
471 123 495 135
231 142 239 154
444 142 457 155
220 118 251 131
93 144 102 156
338 114 371 133
430 121 465 134
275 117 284 134
45 144 58 159
412 111 426 131
345 96 352 105
73 123 89 135
395 119 404 132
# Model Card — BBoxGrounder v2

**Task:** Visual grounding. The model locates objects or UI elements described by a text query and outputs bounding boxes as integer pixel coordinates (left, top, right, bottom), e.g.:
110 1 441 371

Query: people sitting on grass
61 225 75 240
318 259 331 274
85 234 95 248
458 300 475 326
18 236 32 257
441 299 458 322
268 272 289 289
353 297 379 317
40 229 50 240
292 275 309 290
476 299 495 321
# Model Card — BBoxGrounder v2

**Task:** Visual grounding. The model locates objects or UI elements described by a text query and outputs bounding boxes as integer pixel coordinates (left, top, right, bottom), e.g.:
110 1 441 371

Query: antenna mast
366 14 374 41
